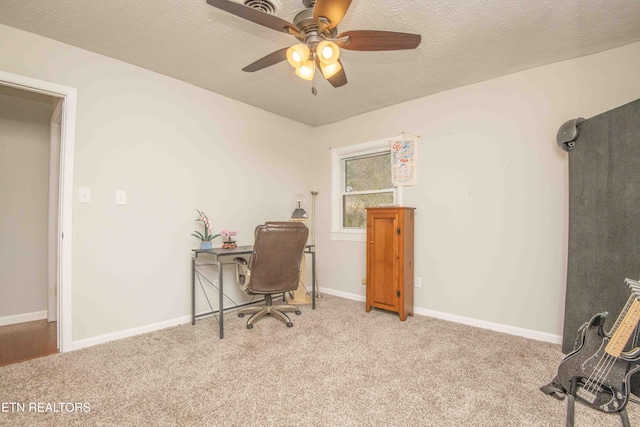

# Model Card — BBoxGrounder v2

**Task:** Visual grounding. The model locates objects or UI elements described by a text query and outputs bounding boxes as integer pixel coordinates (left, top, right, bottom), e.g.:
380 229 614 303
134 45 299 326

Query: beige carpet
1 294 638 426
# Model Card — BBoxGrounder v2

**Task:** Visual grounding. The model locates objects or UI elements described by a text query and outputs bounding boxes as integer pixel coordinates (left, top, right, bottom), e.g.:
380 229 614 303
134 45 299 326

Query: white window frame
331 136 403 242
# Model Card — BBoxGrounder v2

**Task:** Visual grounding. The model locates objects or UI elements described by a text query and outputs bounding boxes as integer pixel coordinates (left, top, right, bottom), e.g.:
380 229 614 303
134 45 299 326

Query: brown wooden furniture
365 207 415 321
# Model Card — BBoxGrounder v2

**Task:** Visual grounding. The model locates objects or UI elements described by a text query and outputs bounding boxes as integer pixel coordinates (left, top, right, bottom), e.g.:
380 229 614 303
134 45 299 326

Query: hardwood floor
0 320 58 366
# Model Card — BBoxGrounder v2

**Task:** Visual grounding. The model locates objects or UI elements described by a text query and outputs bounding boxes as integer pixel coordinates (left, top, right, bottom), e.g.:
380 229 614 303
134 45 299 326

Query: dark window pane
344 153 392 192
343 193 395 228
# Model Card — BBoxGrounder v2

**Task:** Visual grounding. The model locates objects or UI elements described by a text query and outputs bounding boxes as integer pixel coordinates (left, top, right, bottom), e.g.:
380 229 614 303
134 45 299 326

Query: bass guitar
556 278 640 413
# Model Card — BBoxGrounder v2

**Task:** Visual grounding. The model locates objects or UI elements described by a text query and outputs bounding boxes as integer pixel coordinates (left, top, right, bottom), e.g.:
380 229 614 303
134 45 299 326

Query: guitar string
583 313 629 396
585 327 634 400
586 354 616 397
582 315 633 397
583 306 640 401
580 295 634 399
583 354 615 398
578 287 640 404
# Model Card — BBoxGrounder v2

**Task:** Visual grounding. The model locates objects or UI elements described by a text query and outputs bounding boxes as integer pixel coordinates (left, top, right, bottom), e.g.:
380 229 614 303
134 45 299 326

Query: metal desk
191 244 316 338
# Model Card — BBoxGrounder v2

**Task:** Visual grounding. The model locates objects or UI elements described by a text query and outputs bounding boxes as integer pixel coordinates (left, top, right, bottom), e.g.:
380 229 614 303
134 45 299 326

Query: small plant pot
200 241 213 250
222 241 236 249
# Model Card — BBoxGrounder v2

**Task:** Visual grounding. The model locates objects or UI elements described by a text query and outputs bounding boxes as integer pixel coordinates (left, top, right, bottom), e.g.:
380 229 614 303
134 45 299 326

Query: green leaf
191 231 205 241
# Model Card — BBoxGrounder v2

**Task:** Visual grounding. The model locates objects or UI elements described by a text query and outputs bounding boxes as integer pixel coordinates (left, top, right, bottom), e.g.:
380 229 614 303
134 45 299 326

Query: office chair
235 222 308 329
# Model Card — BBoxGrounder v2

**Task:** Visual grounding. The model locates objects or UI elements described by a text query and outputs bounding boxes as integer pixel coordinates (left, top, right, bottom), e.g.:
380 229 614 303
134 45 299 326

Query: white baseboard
319 287 562 345
70 288 562 352
0 310 48 327
71 315 192 351
320 287 366 302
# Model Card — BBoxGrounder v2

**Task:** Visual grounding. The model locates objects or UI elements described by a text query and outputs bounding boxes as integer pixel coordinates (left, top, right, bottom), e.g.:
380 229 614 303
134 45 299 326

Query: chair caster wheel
295 310 301 315
247 324 253 329
286 322 293 327
238 313 244 318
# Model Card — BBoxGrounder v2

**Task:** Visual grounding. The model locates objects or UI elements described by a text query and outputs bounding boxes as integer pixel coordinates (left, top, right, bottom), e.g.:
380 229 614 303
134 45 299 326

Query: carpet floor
1 294 638 426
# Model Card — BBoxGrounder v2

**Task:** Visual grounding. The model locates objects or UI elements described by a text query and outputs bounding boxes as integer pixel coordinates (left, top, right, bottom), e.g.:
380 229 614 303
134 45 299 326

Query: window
331 137 402 241
343 153 395 227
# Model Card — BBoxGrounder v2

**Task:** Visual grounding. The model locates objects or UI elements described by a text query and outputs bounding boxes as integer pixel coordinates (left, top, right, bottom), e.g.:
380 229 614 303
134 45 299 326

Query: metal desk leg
191 257 196 325
216 260 224 339
311 250 316 309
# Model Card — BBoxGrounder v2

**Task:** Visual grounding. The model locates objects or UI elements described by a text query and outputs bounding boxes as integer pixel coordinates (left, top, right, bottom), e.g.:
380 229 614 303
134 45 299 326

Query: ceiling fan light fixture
317 40 340 65
206 0 422 91
295 60 315 80
286 43 310 68
320 60 342 79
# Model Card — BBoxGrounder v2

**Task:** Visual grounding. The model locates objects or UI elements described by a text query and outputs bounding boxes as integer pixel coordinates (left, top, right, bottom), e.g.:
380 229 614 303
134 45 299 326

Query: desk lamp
290 194 308 221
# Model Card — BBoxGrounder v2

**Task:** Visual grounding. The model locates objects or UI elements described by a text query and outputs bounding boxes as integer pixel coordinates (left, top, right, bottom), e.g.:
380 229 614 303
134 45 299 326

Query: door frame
48 99 62 326
0 70 76 352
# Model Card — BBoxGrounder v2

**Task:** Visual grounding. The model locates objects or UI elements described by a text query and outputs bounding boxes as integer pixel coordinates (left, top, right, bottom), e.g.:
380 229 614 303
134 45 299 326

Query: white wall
0 90 53 321
0 24 313 343
1 20 639 347
312 41 640 340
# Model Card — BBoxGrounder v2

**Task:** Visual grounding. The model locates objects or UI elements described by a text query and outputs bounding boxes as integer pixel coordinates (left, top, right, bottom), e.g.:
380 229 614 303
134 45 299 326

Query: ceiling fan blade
242 47 289 72
327 61 347 88
206 0 300 34
338 30 421 51
313 0 352 30
316 57 347 88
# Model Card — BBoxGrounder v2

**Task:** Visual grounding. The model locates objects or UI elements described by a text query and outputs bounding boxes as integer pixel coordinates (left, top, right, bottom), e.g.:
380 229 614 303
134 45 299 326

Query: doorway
0 70 77 354
0 85 58 365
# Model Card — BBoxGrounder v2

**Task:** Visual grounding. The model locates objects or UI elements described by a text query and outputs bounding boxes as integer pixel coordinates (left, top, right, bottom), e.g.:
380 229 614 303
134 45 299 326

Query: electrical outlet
361 277 366 285
415 277 422 288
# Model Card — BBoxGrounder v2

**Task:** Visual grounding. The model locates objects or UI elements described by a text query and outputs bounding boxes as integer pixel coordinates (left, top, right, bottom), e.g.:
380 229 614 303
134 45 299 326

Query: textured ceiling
1 0 640 127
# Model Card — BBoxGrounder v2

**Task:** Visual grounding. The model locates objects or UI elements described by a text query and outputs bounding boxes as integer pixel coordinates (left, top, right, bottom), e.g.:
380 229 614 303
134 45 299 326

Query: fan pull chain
312 56 318 95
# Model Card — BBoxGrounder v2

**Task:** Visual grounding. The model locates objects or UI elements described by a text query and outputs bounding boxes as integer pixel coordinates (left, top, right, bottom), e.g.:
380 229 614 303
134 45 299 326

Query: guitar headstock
625 278 640 299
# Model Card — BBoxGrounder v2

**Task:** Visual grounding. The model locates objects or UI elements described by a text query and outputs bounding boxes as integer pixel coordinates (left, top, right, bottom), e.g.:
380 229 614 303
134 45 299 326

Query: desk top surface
192 245 253 257
192 244 314 258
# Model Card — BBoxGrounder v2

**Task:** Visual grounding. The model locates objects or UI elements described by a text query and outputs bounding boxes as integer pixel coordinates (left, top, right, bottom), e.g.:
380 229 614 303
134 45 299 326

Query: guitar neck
605 291 640 357
609 294 635 337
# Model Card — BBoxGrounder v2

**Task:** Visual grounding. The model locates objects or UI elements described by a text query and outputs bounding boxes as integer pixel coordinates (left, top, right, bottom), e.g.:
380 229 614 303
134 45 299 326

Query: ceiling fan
206 0 421 94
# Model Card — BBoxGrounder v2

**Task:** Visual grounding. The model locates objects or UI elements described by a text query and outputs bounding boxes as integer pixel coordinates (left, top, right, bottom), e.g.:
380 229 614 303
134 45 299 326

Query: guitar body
557 312 640 413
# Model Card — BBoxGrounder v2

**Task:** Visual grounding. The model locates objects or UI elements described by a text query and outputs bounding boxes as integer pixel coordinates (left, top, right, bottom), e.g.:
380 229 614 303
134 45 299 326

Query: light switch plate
79 187 91 203
115 190 126 206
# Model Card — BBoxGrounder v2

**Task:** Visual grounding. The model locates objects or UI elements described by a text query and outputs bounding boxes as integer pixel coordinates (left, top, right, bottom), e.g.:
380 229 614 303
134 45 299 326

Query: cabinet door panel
371 215 398 310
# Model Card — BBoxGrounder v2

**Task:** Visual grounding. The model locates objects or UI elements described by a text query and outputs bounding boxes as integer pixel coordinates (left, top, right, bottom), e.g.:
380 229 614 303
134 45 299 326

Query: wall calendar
390 133 418 186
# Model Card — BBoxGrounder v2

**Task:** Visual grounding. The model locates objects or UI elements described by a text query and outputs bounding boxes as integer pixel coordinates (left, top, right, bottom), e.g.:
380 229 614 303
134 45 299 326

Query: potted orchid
191 209 220 250
221 229 238 249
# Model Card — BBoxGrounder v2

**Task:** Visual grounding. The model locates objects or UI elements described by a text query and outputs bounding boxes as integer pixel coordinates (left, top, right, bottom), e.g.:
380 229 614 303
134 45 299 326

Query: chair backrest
245 222 309 295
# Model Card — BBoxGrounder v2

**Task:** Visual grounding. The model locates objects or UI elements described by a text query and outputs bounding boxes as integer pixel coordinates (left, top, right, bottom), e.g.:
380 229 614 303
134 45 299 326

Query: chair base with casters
237 294 301 329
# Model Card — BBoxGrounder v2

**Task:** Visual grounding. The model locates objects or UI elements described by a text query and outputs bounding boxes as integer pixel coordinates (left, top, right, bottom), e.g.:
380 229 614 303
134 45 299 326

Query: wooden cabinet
365 207 415 321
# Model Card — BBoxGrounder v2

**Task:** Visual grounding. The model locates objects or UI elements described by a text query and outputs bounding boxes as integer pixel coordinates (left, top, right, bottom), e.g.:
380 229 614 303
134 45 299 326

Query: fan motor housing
293 8 337 44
